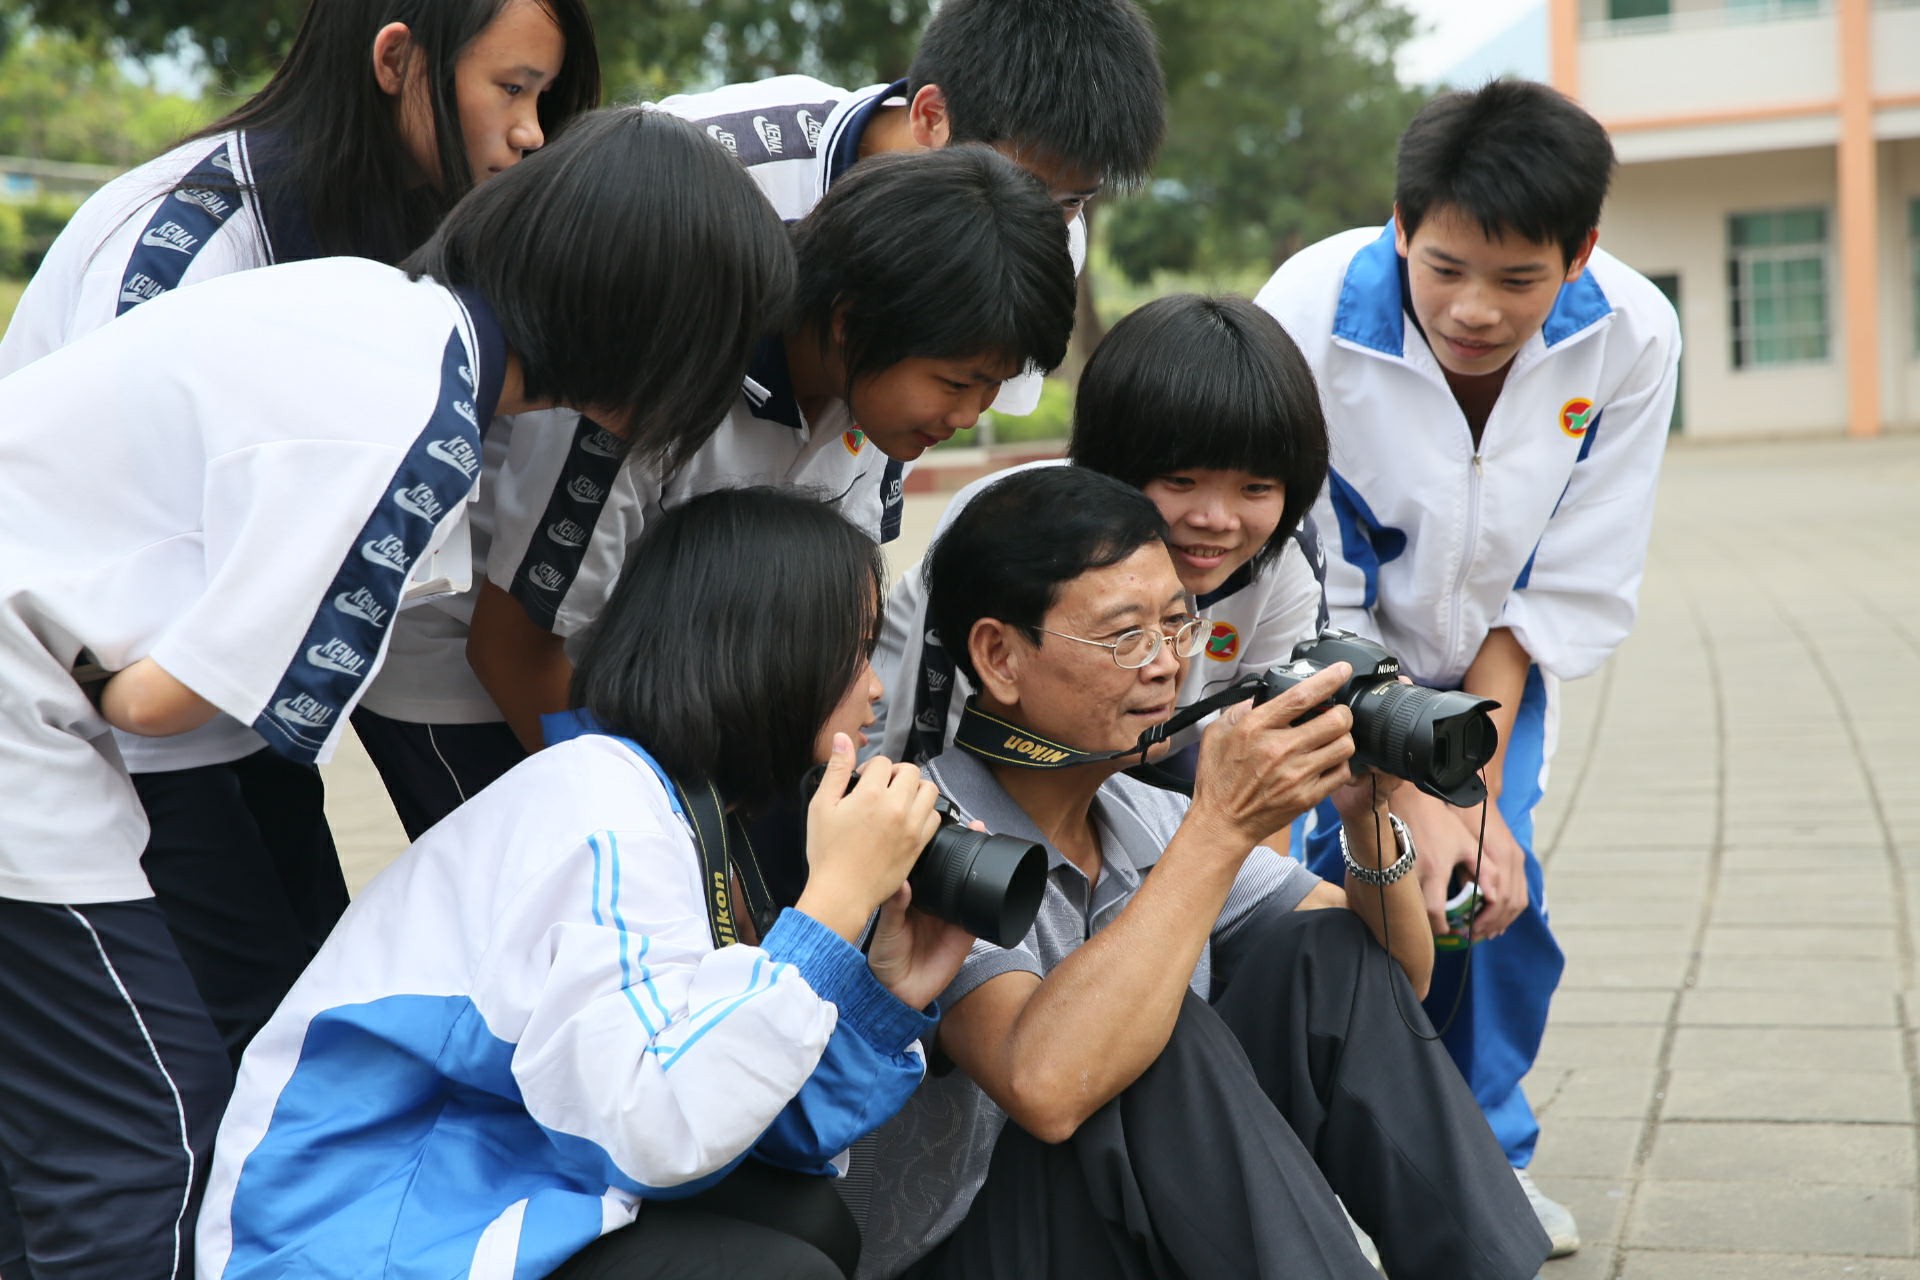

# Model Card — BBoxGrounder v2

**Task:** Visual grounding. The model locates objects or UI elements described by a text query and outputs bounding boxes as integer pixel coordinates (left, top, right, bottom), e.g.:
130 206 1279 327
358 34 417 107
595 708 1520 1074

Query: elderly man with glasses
854 466 1549 1280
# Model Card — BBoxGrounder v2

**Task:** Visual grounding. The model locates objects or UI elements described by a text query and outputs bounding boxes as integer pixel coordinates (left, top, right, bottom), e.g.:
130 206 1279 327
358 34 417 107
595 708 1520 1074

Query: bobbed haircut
791 146 1077 389
1069 294 1329 573
195 0 601 262
571 487 886 816
925 467 1169 688
909 0 1165 191
404 108 795 471
1395 78 1616 266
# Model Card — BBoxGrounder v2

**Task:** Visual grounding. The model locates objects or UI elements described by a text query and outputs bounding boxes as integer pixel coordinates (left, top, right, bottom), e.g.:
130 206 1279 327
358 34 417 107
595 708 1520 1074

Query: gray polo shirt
855 748 1322 1279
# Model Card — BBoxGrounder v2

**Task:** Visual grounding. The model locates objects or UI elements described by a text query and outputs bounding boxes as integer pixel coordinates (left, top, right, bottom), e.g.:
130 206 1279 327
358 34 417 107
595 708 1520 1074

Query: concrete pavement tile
1719 844 1891 869
1560 950 1692 990
1553 896 1703 927
1709 893 1897 926
1678 988 1900 1027
1552 989 1677 1024
1555 925 1696 957
1700 926 1897 959
1668 1026 1906 1073
1724 820 1898 846
1714 870 1896 895
1618 1251 1920 1279
1529 1118 1647 1180
1662 1069 1912 1123
1546 846 1712 868
1691 956 1904 990
1536 1024 1667 1069
1534 1067 1661 1120
1645 1120 1915 1185
1626 1179 1912 1255
1539 1244 1618 1280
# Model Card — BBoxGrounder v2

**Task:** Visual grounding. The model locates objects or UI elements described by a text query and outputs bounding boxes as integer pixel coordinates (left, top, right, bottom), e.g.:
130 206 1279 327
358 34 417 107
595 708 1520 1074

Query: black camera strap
950 682 1263 775
668 774 781 949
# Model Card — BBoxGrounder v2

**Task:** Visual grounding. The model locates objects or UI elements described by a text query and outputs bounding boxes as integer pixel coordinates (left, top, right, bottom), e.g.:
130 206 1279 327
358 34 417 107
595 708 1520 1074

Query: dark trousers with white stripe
0 899 232 1280
351 708 527 841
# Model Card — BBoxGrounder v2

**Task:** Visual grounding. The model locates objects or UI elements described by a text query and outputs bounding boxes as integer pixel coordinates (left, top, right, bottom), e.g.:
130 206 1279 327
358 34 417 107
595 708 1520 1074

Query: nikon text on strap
670 775 781 949
950 679 1267 774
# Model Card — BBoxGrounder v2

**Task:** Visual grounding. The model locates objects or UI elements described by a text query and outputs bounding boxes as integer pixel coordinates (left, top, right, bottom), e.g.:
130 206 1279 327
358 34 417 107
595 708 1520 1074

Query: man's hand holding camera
1187 661 1358 857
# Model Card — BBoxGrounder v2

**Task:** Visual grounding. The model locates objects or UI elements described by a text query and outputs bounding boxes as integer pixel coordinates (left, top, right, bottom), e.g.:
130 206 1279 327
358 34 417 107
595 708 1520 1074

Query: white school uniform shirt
655 74 1088 416
196 730 933 1280
0 258 502 904
865 458 1328 766
477 337 901 658
0 128 482 767
1256 224 1680 688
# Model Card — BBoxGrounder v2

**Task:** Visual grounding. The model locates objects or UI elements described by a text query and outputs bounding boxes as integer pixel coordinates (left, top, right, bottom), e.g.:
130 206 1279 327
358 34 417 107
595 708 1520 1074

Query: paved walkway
323 433 1920 1278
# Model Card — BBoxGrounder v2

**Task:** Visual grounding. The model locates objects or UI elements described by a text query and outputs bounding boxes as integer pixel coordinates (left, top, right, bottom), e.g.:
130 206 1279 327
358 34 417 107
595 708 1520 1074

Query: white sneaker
1513 1167 1579 1258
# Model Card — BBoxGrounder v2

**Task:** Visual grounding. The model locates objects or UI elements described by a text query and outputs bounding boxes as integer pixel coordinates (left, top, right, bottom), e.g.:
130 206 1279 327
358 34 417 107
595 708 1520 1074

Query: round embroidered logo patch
843 429 866 455
1559 397 1595 439
1205 622 1240 662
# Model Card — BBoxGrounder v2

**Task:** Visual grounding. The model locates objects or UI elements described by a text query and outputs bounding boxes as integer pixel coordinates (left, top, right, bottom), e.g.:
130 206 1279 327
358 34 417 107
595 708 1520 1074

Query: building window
1727 208 1829 368
1607 0 1668 20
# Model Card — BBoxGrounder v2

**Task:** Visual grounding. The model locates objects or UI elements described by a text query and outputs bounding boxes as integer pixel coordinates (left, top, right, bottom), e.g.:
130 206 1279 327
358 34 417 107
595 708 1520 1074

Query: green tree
0 21 213 165
1107 0 1424 283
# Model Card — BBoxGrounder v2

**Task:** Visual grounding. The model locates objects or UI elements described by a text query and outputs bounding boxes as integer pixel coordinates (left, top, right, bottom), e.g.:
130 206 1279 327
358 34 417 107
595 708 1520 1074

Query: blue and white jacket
196 728 934 1280
1256 224 1680 687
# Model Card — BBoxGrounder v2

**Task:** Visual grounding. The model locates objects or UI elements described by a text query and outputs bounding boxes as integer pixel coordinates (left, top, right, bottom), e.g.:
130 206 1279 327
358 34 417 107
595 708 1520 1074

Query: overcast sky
1396 0 1542 84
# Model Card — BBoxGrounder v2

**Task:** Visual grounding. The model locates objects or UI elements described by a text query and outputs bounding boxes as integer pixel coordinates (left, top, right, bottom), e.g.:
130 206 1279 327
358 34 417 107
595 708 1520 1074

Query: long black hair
191 0 600 261
572 487 886 816
403 107 795 471
1069 294 1329 570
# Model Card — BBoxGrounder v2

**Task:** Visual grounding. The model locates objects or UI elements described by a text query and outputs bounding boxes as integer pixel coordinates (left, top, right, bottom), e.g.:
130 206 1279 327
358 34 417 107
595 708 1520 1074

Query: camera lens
909 825 1047 947
1349 681 1498 807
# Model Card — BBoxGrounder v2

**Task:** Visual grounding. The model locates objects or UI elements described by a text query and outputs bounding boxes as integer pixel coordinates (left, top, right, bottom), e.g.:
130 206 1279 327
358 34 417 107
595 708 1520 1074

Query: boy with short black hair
657 0 1165 413
1256 77 1682 1258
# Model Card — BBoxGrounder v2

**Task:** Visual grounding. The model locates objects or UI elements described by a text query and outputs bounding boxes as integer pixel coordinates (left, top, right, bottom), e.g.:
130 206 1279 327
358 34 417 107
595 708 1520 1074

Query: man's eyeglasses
1034 616 1210 670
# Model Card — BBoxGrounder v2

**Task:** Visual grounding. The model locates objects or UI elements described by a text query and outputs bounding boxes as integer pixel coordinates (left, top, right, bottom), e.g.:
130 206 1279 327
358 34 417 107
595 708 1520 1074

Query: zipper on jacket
1447 451 1483 668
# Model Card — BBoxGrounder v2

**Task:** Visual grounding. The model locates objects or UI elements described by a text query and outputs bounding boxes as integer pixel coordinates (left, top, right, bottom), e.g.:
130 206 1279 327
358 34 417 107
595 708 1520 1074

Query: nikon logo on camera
1001 733 1071 765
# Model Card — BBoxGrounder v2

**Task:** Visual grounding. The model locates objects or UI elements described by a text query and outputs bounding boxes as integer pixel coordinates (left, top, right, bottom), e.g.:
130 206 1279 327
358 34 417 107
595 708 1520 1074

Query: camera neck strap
667 774 781 949
950 680 1263 773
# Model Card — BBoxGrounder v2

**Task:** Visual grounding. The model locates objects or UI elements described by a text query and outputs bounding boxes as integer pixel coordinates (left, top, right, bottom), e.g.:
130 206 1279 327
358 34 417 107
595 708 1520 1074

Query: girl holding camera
196 488 974 1280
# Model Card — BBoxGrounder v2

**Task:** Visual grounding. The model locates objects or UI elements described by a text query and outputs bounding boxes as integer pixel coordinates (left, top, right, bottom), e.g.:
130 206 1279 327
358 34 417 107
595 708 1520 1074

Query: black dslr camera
803 768 1047 947
1256 630 1499 807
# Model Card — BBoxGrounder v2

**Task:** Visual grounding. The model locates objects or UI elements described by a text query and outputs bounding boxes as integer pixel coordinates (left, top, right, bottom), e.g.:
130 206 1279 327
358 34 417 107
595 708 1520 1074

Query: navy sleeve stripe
116 142 242 316
251 331 482 761
691 102 836 168
507 418 625 632
879 459 906 544
1293 514 1331 633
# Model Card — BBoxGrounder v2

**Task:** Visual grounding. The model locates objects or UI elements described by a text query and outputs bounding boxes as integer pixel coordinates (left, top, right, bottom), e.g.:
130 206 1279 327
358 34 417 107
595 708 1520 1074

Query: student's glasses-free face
1033 616 1210 670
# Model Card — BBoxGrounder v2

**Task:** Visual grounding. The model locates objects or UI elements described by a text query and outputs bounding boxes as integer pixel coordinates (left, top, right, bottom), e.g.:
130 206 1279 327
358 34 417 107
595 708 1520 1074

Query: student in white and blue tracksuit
438 146 1076 776
0 0 598 1083
1257 80 1680 1256
198 488 973 1280
0 109 789 1280
868 295 1331 770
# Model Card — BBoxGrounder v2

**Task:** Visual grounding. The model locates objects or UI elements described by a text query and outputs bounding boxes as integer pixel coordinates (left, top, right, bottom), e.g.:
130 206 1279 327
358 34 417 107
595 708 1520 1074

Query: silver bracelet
1340 813 1416 886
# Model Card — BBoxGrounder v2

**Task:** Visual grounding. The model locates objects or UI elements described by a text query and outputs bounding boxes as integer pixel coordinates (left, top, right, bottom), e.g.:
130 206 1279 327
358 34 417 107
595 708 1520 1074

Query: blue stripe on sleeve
250 330 481 762
116 142 241 315
598 833 659 1036
1324 468 1407 611
507 417 625 631
1575 408 1604 463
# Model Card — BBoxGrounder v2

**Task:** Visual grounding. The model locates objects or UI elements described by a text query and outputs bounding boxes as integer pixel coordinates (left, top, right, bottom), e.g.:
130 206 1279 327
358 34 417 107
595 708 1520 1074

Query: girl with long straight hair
0 107 784 1280
0 0 599 1118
